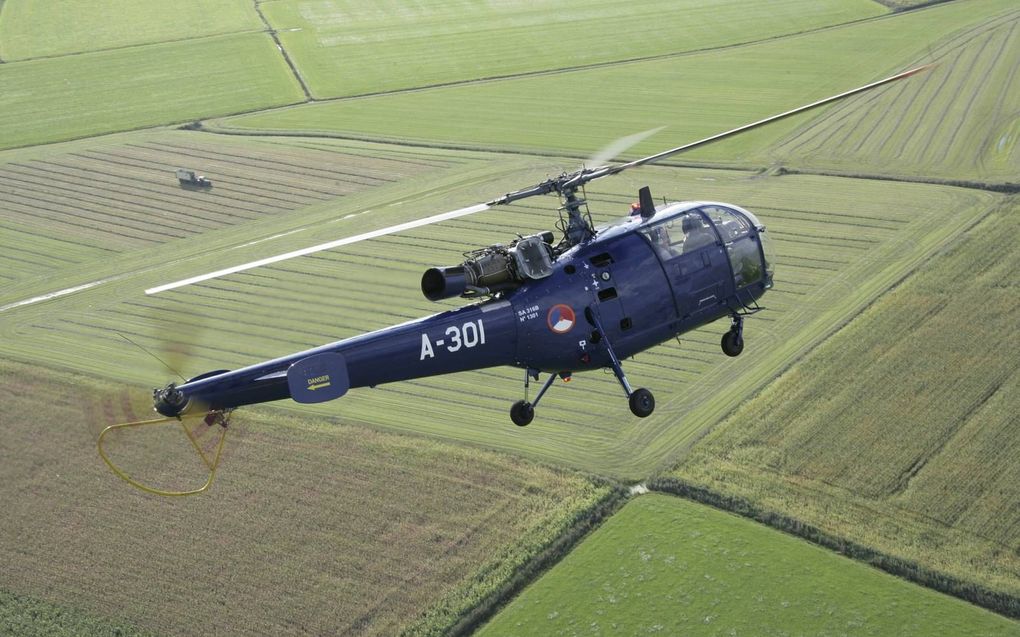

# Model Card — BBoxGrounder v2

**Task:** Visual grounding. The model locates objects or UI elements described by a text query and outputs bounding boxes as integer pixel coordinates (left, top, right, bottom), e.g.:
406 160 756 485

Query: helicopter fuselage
157 200 772 420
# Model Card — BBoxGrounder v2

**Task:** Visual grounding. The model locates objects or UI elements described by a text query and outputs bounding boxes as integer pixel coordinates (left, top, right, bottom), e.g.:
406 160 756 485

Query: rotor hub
153 383 189 417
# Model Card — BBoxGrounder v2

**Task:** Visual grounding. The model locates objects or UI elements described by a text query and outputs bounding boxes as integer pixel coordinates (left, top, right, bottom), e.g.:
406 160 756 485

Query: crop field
2 0 1018 634
259 0 885 98
477 494 1019 636
664 201 1020 602
0 359 618 636
0 132 998 477
221 0 1017 183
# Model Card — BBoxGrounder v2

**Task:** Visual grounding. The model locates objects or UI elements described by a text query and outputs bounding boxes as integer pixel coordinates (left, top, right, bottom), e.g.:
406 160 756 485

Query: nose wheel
629 388 655 418
721 314 745 357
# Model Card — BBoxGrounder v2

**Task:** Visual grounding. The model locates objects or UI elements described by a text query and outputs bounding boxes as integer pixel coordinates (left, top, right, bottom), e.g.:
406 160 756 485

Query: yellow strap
97 414 228 497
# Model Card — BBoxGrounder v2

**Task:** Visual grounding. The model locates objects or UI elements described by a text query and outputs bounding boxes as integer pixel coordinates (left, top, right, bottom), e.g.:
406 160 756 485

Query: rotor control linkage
583 306 655 418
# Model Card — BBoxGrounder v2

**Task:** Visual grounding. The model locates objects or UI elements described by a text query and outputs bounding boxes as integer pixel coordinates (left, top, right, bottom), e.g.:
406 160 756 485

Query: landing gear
510 400 534 427
509 305 661 425
721 314 744 357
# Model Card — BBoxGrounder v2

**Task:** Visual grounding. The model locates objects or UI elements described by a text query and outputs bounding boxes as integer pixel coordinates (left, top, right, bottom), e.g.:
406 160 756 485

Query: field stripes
769 7 1020 181
0 136 1000 478
0 133 457 291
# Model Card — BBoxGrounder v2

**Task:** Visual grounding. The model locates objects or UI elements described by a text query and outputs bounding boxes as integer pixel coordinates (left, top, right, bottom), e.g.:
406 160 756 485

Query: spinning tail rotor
98 315 234 496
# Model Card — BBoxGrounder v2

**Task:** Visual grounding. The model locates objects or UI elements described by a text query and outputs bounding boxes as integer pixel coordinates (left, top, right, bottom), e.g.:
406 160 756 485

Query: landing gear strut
721 313 744 357
590 305 655 419
510 368 557 427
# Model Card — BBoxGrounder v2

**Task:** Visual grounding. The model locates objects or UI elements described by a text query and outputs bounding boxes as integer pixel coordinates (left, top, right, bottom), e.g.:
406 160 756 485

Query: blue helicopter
100 66 929 493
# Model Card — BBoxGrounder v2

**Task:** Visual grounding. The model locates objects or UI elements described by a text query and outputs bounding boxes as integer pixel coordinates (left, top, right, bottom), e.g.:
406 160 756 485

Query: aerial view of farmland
0 0 1016 635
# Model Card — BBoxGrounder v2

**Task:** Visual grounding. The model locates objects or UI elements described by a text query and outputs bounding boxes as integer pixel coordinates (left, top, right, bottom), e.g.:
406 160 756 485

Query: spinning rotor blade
586 126 665 169
145 203 490 294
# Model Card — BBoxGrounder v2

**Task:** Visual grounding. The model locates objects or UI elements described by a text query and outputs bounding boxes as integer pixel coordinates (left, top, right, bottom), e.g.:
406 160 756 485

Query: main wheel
510 400 535 427
629 388 655 418
721 330 744 357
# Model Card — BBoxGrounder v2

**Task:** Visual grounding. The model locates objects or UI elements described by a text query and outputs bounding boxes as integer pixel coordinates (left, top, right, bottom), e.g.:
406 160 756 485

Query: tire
721 330 744 357
629 388 655 418
510 400 535 427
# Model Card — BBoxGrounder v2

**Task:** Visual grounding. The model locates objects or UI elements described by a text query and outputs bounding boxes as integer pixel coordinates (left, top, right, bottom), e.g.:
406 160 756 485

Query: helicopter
99 65 930 493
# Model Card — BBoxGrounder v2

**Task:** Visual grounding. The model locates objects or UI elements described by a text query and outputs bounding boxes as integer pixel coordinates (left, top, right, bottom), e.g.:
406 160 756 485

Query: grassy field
663 199 1019 602
221 0 1016 183
0 359 618 636
0 0 262 59
0 132 999 478
0 33 304 151
477 494 1020 636
259 0 885 98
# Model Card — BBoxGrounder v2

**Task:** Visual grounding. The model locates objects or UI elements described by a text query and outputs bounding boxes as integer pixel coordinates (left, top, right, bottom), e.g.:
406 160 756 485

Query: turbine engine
421 231 556 301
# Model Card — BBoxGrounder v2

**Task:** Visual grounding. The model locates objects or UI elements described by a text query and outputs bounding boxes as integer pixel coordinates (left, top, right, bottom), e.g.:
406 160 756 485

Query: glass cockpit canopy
636 203 774 288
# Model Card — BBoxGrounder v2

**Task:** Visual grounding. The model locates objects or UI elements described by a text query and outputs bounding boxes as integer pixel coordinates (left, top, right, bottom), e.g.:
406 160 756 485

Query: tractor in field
175 168 212 188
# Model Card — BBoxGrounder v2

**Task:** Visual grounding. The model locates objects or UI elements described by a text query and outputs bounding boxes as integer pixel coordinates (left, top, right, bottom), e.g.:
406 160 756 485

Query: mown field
259 0 885 98
0 359 619 636
662 199 1019 605
0 132 998 477
768 6 1019 182
477 494 1019 636
221 0 1017 184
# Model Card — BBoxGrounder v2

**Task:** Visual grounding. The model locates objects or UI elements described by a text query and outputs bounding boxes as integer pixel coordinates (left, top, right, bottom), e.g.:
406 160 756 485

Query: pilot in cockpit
680 213 713 253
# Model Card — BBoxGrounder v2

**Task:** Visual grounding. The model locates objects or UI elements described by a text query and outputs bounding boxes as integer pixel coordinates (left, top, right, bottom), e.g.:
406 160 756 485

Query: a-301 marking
420 319 486 360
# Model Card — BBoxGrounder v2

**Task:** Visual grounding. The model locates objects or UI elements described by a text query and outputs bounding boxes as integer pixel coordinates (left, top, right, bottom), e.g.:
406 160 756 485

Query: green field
477 494 1019 636
0 34 304 151
0 0 262 59
1 0 1018 633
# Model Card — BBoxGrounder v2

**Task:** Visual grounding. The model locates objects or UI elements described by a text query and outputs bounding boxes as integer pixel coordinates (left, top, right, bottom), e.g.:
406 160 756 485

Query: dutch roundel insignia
547 304 576 334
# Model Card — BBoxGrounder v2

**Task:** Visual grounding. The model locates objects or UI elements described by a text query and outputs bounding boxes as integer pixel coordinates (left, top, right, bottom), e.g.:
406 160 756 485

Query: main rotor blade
593 64 934 181
145 203 490 295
